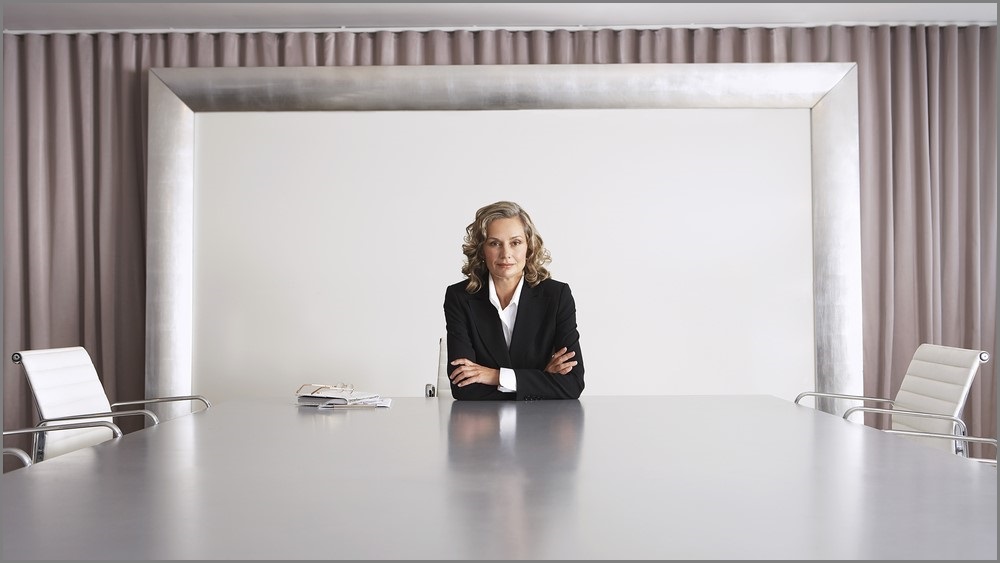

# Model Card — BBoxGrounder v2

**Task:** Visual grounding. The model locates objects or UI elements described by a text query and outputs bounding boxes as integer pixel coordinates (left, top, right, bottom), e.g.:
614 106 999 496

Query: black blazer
443 277 585 400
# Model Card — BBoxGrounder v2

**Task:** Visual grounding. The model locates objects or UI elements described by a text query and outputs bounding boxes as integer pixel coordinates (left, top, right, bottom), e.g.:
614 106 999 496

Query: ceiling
2 3 996 33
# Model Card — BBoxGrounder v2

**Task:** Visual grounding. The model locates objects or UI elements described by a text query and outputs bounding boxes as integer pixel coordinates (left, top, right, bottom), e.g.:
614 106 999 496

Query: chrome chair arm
794 391 894 406
883 429 997 466
8 421 123 439
38 409 159 426
3 447 33 467
842 406 968 435
5 421 124 466
114 394 212 410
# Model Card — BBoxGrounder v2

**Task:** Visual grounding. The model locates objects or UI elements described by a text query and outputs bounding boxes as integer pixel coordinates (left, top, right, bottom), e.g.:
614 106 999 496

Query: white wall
193 108 813 401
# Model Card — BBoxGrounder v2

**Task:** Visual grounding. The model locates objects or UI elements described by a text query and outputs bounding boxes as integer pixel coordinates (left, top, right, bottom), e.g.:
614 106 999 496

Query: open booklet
295 383 392 408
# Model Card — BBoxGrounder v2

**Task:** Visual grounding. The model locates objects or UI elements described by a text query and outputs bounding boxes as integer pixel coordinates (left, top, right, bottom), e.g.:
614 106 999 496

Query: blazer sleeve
443 284 511 400
512 282 585 400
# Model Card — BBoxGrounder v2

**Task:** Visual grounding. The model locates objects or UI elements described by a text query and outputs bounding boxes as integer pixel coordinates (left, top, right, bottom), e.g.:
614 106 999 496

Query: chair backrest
891 343 989 451
13 346 116 460
437 336 453 399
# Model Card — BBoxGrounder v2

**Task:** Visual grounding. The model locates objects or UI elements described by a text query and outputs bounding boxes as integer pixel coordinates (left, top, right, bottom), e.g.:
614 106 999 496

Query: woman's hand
545 347 577 375
450 358 501 387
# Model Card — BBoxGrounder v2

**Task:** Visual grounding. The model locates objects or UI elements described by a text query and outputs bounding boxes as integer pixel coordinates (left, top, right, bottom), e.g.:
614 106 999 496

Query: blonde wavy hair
462 201 551 294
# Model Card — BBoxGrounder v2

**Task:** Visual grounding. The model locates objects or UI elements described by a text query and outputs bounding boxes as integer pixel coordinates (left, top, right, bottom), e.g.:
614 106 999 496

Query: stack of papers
295 383 392 409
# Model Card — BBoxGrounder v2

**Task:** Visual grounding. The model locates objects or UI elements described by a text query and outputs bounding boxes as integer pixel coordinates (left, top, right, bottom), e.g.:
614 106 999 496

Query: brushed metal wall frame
146 63 862 415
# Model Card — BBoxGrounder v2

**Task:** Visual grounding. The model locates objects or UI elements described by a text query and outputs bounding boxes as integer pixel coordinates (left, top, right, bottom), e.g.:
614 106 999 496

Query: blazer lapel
469 288 512 367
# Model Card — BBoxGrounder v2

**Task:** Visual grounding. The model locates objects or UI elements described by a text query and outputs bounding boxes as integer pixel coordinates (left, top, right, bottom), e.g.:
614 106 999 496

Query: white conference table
2 395 996 560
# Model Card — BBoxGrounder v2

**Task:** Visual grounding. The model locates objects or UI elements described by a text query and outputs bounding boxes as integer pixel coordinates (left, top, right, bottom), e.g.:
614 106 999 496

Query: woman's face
483 216 528 284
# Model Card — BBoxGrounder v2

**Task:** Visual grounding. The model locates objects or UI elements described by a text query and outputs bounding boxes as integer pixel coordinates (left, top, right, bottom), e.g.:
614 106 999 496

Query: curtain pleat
3 25 997 469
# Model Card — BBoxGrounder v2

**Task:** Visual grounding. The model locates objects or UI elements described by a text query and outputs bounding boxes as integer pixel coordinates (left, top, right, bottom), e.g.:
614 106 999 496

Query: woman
443 201 584 400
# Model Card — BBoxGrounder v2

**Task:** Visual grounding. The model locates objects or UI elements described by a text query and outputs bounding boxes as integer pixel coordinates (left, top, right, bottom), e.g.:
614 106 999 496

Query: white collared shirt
488 275 524 393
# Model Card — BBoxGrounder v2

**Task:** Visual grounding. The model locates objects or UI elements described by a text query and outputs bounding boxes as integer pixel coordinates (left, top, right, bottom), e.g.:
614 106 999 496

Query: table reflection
446 400 584 558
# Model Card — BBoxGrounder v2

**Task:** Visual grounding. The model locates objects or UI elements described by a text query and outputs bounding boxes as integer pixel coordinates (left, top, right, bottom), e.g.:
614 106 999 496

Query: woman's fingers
449 358 469 382
554 360 578 374
449 358 484 386
545 348 577 374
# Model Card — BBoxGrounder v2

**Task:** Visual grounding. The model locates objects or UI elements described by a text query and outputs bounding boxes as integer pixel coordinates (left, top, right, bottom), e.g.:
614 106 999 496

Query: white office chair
795 343 990 456
425 336 453 399
3 421 124 468
12 346 211 462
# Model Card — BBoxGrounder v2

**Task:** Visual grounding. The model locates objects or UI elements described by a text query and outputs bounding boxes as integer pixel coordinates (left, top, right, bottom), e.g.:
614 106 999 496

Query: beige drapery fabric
3 26 996 469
